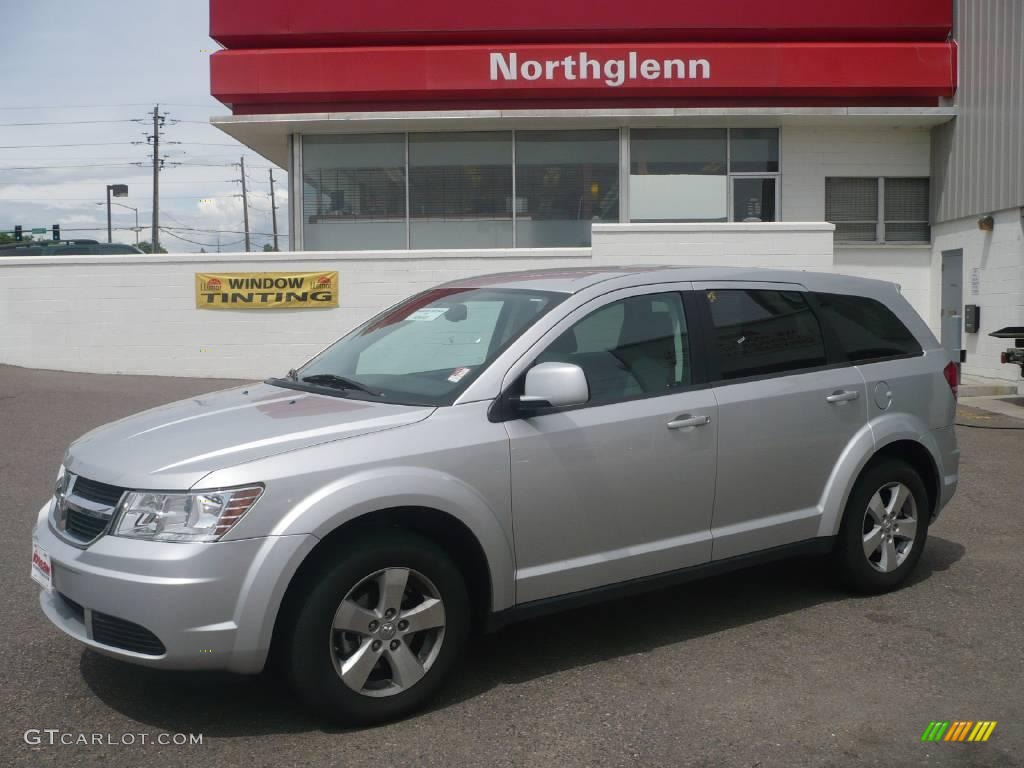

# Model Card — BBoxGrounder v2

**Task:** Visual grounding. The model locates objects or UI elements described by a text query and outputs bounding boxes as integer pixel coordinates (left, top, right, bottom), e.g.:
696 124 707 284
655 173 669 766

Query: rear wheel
285 528 470 725
835 458 930 593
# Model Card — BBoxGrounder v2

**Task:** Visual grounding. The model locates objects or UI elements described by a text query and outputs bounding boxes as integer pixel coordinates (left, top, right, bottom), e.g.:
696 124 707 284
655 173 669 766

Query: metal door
941 249 964 365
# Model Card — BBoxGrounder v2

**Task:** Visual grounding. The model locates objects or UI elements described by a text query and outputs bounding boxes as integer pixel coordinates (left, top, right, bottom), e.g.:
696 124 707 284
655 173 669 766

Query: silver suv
31 267 960 724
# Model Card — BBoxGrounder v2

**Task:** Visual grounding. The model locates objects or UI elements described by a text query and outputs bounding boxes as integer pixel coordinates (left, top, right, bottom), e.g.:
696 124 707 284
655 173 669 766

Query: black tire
835 458 931 594
284 528 470 726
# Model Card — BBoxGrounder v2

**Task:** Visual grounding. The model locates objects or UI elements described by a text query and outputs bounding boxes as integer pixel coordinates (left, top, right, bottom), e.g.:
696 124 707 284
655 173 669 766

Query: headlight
113 485 264 543
54 465 66 498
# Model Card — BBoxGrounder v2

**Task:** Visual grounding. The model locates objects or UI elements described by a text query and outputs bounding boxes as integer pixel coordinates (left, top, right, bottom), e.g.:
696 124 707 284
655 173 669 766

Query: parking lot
3 363 1023 768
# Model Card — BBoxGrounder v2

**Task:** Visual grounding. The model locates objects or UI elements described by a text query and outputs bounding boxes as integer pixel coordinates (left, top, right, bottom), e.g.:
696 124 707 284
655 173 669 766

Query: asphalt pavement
2 364 1022 768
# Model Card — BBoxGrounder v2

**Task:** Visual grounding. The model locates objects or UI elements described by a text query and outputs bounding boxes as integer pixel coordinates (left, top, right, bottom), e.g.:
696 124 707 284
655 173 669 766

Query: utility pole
106 186 113 243
146 106 167 252
269 168 279 251
239 156 251 252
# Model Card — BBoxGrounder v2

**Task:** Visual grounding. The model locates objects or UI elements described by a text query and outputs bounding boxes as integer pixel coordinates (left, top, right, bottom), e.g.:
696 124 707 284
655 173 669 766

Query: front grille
57 592 85 622
72 476 125 507
64 508 110 540
92 612 166 656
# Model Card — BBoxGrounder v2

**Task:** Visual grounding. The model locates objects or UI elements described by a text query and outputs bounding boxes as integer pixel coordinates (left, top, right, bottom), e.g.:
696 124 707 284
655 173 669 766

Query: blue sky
0 0 287 251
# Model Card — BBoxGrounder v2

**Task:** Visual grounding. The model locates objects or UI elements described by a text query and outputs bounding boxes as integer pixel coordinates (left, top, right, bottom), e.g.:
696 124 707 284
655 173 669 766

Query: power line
0 119 142 127
4 178 240 186
0 141 250 150
0 162 147 170
159 227 245 249
0 102 222 111
0 142 137 150
0 195 246 201
162 224 279 237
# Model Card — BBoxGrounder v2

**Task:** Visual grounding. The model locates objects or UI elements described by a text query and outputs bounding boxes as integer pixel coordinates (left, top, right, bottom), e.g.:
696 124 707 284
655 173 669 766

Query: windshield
276 287 564 405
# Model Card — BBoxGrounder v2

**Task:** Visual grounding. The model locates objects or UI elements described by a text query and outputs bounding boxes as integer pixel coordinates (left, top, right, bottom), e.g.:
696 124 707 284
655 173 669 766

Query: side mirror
520 362 589 410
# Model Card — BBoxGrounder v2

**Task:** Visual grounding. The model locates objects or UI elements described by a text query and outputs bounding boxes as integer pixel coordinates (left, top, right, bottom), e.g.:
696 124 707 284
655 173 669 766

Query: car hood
64 383 435 490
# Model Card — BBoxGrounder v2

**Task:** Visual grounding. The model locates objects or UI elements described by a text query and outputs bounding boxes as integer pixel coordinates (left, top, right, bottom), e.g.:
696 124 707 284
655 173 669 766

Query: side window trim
803 291 849 367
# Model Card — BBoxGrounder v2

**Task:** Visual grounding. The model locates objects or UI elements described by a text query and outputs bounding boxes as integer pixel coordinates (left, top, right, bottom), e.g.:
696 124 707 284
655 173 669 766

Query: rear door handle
667 414 711 430
826 390 860 404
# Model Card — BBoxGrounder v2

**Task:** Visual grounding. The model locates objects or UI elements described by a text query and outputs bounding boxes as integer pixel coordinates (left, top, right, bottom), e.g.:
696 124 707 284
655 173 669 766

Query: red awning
211 42 957 113
211 0 952 47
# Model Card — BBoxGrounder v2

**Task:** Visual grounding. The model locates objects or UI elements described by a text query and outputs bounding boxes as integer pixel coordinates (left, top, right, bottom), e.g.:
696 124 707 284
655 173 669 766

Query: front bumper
33 502 315 673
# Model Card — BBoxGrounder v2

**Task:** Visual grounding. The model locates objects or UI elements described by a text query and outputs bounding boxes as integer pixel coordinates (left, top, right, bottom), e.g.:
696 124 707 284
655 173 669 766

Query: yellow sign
195 271 339 310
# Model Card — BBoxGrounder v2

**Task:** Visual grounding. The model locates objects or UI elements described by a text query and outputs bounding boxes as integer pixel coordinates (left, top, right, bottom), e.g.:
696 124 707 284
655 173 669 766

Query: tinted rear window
705 289 827 380
814 292 922 362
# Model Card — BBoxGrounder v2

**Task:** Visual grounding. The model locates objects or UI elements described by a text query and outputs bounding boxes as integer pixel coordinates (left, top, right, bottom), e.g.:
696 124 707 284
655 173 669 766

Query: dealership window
301 130 619 251
409 132 514 249
302 134 407 251
515 130 620 248
826 177 930 243
884 178 930 242
629 128 778 223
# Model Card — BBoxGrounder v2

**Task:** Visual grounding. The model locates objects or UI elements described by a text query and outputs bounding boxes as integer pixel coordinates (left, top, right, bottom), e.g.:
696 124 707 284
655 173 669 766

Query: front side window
294 288 563 405
705 289 826 380
536 292 691 405
814 292 922 362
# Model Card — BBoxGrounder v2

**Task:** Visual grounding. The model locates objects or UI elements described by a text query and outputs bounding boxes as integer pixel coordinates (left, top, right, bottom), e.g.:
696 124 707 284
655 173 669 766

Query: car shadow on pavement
79 535 965 735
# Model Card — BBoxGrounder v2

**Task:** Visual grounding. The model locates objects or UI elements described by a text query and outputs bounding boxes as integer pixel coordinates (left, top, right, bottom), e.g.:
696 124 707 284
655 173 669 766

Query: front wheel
834 458 930 594
284 528 470 725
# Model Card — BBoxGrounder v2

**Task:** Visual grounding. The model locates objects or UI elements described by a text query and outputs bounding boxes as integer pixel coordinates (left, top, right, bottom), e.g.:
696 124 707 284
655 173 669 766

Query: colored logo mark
921 721 997 742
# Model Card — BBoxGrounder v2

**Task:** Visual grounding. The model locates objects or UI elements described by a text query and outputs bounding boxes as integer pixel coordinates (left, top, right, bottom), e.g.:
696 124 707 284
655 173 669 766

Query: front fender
816 413 942 538
269 466 516 611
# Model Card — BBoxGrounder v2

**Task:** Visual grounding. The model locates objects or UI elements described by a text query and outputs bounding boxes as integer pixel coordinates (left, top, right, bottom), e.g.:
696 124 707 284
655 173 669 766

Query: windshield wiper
299 373 382 396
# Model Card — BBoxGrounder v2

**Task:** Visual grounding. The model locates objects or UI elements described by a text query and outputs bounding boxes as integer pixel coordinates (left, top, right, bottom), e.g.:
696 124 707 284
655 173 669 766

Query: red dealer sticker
212 41 957 112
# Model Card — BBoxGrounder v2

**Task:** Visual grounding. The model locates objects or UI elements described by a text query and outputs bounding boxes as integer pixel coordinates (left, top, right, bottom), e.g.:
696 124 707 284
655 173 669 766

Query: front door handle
667 414 711 430
826 390 860 404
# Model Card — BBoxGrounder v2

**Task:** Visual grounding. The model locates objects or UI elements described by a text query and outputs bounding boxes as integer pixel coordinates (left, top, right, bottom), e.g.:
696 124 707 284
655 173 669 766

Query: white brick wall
0 224 837 379
0 249 589 379
931 207 1024 382
781 125 932 221
780 125 937 334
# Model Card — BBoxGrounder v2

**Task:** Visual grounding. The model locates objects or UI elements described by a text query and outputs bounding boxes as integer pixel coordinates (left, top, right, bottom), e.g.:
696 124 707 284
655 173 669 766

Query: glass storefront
300 128 779 250
409 132 514 249
302 134 407 251
515 130 620 248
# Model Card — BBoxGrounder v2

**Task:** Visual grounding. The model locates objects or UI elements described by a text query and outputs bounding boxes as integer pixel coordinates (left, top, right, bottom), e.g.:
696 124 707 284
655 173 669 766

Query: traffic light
52 224 60 241
14 225 22 241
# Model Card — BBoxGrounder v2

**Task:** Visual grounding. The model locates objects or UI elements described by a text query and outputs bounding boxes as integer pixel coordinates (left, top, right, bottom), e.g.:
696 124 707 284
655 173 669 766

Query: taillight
943 361 959 400
1001 352 1010 365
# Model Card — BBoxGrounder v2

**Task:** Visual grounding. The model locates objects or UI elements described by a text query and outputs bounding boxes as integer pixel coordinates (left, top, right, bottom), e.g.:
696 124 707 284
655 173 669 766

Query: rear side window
814 292 922 362
705 289 827 380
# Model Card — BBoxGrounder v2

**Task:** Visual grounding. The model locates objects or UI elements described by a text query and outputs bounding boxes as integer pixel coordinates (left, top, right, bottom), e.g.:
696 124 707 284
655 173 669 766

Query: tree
137 241 168 254
262 243 279 252
0 233 34 245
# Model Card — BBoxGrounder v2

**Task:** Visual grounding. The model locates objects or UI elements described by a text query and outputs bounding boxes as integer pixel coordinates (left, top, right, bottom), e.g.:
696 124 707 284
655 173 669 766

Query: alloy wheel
862 482 918 573
330 567 446 698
